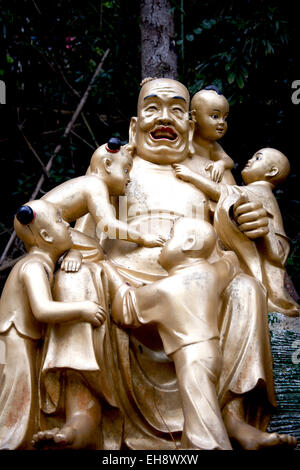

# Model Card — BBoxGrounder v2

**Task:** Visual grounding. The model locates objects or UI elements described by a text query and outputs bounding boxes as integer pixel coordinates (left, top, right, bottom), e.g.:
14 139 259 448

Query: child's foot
32 413 99 449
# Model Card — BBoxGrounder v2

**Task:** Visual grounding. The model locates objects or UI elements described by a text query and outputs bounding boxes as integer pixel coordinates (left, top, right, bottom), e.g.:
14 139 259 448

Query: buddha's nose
158 107 172 124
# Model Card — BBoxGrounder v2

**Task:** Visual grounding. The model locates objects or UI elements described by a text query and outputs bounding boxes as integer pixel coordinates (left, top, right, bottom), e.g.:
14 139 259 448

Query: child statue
103 218 240 450
174 147 299 316
0 200 105 450
190 85 234 182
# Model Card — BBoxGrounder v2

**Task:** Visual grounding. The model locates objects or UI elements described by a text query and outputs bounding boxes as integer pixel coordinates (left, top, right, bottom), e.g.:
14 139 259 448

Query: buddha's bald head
137 77 190 112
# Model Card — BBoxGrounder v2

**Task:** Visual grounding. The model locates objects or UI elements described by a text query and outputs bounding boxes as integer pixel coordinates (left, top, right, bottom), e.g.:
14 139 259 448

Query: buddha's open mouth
150 127 177 141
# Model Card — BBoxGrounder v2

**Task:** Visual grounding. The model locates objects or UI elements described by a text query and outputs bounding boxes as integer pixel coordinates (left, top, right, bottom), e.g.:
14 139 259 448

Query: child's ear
265 166 279 179
188 119 195 158
190 109 197 124
39 229 54 244
103 157 112 174
182 234 202 252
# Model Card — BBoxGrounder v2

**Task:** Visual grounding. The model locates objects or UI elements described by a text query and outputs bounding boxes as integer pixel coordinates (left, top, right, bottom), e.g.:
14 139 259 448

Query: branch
18 125 50 179
81 112 99 147
0 255 25 273
71 130 95 150
51 55 81 99
62 49 110 139
0 49 110 266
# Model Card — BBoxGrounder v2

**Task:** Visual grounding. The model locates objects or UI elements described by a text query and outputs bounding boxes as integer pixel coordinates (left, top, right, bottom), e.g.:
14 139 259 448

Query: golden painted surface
0 79 298 450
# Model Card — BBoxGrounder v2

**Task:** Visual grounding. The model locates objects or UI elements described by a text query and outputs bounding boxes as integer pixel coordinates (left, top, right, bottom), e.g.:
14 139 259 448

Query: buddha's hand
173 164 194 182
141 233 166 247
61 249 83 272
233 195 269 240
206 160 225 183
81 302 106 327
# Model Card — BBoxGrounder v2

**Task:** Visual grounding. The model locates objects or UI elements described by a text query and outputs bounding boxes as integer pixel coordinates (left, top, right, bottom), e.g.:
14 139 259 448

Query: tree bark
141 0 177 80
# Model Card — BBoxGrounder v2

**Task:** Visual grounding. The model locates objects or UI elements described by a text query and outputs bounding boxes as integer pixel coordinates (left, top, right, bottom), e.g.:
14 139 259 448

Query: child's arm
173 164 222 202
206 143 234 183
85 179 165 247
22 261 106 326
61 249 83 272
206 160 226 183
210 142 234 169
102 261 141 328
44 175 164 248
213 251 240 290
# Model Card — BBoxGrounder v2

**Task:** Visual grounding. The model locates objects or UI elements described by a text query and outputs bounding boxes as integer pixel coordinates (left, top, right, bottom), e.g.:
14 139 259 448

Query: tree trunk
141 0 177 80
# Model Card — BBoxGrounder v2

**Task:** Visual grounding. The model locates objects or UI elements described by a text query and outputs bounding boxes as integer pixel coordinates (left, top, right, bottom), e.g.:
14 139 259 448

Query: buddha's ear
39 229 53 244
188 119 195 158
265 166 279 178
129 117 137 149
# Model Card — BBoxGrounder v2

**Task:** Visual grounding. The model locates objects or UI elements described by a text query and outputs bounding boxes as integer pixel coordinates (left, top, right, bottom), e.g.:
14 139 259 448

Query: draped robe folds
47 155 277 450
214 183 299 316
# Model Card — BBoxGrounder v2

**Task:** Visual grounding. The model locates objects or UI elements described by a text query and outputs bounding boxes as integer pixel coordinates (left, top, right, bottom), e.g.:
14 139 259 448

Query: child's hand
81 301 106 327
61 250 82 272
141 233 166 248
206 160 226 183
173 164 194 182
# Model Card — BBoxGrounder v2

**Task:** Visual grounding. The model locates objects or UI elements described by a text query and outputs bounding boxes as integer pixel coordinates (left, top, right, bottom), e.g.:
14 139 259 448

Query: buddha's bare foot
32 427 62 448
32 413 98 449
224 410 297 450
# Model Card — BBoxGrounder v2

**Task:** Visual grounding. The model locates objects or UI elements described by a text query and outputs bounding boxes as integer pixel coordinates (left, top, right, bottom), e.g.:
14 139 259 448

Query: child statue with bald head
174 147 299 316
103 218 240 449
0 201 105 450
191 86 234 183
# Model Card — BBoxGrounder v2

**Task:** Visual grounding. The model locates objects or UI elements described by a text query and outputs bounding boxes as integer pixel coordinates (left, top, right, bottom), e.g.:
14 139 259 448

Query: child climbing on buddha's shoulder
191 85 234 183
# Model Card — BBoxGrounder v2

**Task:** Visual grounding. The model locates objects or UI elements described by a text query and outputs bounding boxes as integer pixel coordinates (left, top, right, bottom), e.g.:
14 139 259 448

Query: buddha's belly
103 157 210 281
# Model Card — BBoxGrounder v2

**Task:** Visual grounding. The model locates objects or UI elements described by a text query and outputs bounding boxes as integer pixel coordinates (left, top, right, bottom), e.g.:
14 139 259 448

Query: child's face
46 206 73 252
107 155 132 196
241 149 276 184
192 92 229 141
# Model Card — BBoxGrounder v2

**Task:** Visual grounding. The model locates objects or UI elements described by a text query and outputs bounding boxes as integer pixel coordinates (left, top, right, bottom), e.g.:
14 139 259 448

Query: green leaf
241 66 248 79
186 34 194 42
193 28 202 35
227 72 235 84
202 20 212 30
236 75 245 89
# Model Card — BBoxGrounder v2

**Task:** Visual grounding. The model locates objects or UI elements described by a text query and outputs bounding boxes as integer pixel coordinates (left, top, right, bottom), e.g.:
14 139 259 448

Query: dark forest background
0 0 299 294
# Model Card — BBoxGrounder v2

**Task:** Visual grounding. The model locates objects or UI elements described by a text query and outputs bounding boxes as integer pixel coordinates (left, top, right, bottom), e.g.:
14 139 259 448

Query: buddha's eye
145 105 158 112
172 106 184 113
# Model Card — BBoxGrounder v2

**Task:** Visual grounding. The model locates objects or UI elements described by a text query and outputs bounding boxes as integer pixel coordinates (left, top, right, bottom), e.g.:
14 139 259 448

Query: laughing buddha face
129 78 194 165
